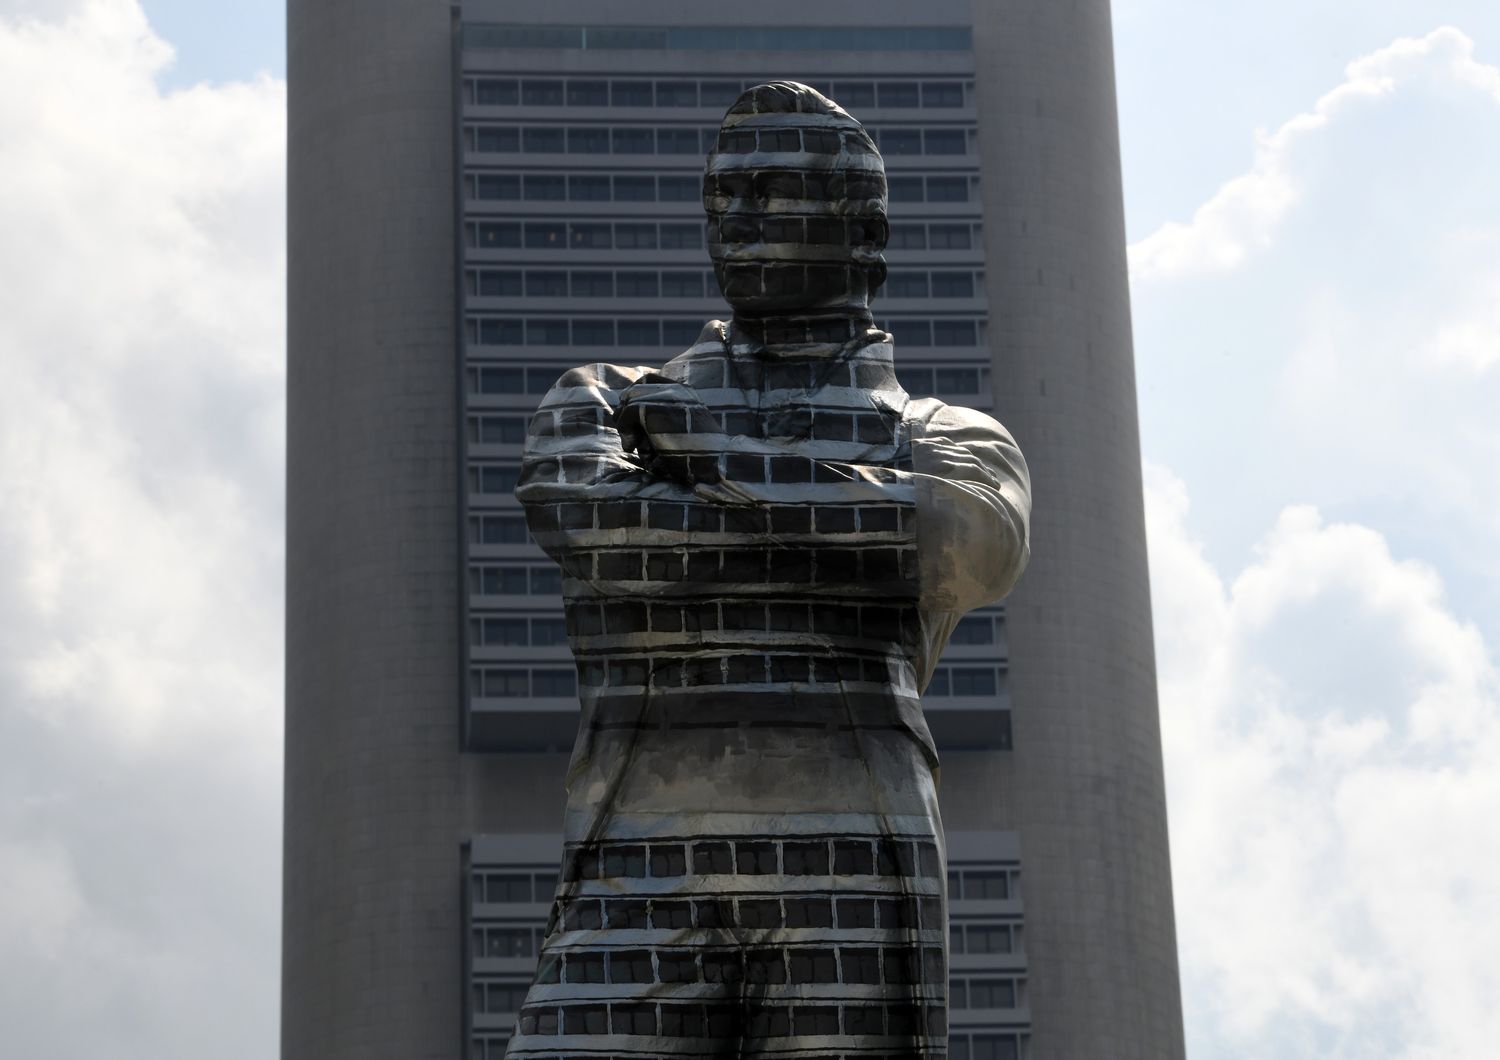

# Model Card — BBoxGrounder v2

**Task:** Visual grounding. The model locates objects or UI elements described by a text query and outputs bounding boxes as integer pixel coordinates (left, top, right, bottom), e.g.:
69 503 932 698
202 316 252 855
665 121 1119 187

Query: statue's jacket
510 321 1030 1056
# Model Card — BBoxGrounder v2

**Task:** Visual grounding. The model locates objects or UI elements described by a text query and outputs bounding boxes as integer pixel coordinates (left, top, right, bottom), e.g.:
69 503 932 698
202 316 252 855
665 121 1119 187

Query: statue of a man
510 81 1030 1059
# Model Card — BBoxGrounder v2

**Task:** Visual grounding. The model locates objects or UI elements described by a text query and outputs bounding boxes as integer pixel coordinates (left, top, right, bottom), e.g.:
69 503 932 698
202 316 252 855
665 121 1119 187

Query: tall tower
284 2 1184 1058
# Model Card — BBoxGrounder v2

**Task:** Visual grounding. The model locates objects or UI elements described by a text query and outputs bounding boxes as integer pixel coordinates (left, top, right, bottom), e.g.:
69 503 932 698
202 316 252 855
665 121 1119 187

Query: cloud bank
0 1 284 1056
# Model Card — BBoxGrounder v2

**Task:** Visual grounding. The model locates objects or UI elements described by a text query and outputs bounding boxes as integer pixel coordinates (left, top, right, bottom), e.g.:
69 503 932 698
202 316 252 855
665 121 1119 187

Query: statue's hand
615 376 726 486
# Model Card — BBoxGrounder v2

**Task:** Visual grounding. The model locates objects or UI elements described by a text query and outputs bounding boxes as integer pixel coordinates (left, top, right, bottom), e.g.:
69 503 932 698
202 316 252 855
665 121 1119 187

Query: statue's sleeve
908 399 1031 614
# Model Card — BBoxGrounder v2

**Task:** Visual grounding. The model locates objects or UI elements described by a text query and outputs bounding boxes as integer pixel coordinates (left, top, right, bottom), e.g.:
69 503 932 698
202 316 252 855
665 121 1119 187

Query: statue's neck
730 305 875 348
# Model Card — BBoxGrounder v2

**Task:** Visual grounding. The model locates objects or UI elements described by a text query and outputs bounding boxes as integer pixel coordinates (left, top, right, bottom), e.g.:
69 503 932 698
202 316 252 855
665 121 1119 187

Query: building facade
285 2 1184 1058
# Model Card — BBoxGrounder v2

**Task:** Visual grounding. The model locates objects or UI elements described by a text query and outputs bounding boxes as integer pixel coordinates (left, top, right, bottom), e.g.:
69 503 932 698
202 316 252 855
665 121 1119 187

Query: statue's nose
718 215 761 244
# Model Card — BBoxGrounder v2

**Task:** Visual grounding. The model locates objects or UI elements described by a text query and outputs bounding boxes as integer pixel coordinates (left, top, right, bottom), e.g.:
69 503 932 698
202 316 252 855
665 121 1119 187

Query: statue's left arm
906 398 1031 614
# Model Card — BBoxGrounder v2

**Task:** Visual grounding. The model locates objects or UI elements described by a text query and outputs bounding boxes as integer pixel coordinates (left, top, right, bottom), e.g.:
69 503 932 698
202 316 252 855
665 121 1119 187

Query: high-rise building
284 3 1184 1059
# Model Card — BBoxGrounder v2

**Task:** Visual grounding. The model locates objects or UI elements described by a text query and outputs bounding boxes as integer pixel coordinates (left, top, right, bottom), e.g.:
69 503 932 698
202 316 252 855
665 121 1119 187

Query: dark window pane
615 223 658 249
525 271 567 297
932 272 975 298
566 79 607 106
662 320 702 347
528 319 569 345
923 81 965 107
475 173 520 200
659 224 700 249
658 175 698 201
475 126 518 152
476 319 524 346
925 129 967 155
612 127 655 153
571 271 613 297
888 176 923 202
880 128 922 155
658 127 701 154
529 567 561 595
929 224 972 249
474 79 517 105
935 365 980 392
570 223 612 248
656 80 697 106
573 319 614 345
568 174 611 200
614 175 656 201
927 176 969 201
567 127 609 153
888 224 926 250
531 618 568 645
617 273 660 298
660 271 701 297
950 615 993 644
933 320 978 346
522 174 564 200
611 81 653 107
699 81 741 107
524 223 566 249
878 82 919 108
886 273 928 298
833 81 875 109
521 127 564 153
520 79 563 106
476 270 522 296
618 320 660 346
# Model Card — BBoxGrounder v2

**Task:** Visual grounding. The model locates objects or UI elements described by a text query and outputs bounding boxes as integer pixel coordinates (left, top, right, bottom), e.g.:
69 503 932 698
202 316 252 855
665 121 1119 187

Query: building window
661 271 702 297
833 81 875 109
615 224 658 250
528 319 570 345
932 272 975 298
949 614 994 644
933 320 978 346
614 175 655 201
567 127 609 154
534 670 577 697
656 80 698 106
570 223 612 249
923 81 965 108
657 127 701 154
525 271 568 297
474 126 519 153
473 79 518 106
531 618 568 646
473 320 524 347
659 224 700 250
474 173 520 200
888 176 923 202
520 79 564 106
573 319 615 346
472 616 528 646
521 127 564 153
474 222 521 248
618 320 660 346
566 80 608 107
469 465 521 495
524 222 566 249
929 224 973 250
468 415 527 445
611 81 653 107
473 270 522 297
658 175 699 201
886 274 928 298
571 271 613 297
569 174 611 201
468 515 529 545
612 127 655 153
880 129 922 155
521 174 564 201
927 176 969 202
925 129 967 155
699 81 741 107
618 273 660 298
888 225 926 250
878 82 919 108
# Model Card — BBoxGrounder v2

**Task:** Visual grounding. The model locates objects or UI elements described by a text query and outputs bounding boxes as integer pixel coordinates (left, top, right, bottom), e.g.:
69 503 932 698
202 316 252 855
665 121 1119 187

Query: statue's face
703 90 888 318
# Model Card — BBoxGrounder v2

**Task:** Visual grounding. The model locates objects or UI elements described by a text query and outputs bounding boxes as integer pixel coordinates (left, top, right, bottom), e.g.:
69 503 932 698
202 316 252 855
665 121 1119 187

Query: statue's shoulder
903 396 1019 449
657 320 731 387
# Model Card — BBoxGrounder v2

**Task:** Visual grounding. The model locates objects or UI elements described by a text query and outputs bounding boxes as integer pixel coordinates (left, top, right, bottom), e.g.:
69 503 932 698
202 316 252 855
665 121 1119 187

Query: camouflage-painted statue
511 81 1031 1059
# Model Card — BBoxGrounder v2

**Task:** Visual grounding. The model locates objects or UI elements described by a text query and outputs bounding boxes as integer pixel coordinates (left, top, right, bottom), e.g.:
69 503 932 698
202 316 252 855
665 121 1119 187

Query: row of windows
514 995 947 1040
467 123 972 157
471 666 576 699
467 663 1001 701
950 922 1024 955
950 613 1003 647
465 77 968 111
466 170 975 204
470 975 1021 1018
470 565 560 596
467 218 701 251
468 513 530 544
550 896 937 937
461 23 973 55
465 317 984 352
951 1035 1027 1060
949 865 1021 902
466 267 981 300
467 218 980 252
469 864 1018 909
470 615 567 648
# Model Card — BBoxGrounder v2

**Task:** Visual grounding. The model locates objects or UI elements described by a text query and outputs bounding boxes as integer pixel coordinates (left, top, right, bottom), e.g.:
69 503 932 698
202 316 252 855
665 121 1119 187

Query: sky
0 1 1497 1057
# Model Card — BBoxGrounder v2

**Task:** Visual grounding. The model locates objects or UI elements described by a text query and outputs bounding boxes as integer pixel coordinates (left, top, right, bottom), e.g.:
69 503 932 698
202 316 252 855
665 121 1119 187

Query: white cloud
1129 26 1500 284
1147 464 1500 1059
0 1 284 1056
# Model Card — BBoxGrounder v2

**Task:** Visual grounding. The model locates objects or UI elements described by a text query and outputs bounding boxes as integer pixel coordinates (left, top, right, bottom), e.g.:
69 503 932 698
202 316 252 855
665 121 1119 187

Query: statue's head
704 81 888 325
